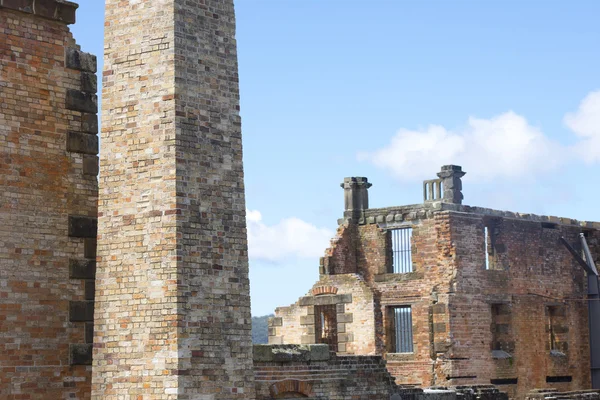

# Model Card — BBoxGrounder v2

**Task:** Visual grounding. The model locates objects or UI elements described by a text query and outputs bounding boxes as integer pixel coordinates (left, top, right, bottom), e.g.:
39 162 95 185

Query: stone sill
374 271 424 282
385 352 416 362
0 0 78 25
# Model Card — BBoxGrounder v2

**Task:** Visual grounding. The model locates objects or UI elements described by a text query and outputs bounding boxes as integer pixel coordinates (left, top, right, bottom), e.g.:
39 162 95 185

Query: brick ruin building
269 165 600 399
1 1 600 400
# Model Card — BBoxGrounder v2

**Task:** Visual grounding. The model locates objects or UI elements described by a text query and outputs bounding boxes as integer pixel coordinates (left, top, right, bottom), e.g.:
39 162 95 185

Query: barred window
390 227 413 273
389 306 414 353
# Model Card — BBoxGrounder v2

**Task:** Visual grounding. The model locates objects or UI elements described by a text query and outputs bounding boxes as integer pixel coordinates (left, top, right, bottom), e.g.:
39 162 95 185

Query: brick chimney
341 177 372 220
437 165 466 204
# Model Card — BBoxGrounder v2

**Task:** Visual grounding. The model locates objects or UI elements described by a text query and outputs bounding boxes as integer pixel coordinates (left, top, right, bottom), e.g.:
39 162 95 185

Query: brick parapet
358 202 600 230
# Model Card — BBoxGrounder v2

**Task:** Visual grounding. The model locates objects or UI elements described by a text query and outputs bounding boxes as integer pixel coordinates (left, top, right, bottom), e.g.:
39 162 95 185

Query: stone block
80 72 97 93
84 238 97 259
70 344 93 365
337 323 345 333
85 280 95 301
339 293 352 303
83 155 99 176
82 113 98 133
336 304 345 313
68 215 97 238
338 313 353 323
433 323 447 333
338 333 353 343
67 131 98 155
268 336 283 345
252 344 274 362
313 295 334 306
56 2 77 24
309 344 330 361
69 259 96 279
300 315 314 325
69 301 94 322
298 296 314 306
337 343 346 353
268 317 282 327
306 305 314 315
66 90 98 113
66 48 97 73
432 303 447 314
85 322 94 344
271 344 312 362
300 335 314 344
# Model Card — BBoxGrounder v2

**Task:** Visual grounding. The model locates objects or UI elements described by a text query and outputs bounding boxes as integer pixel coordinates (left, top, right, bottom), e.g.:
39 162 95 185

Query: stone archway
269 380 314 399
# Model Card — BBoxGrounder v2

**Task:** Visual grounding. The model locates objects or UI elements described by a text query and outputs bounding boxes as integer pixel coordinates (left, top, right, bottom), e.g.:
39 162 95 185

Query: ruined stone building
1 1 599 399
269 165 600 399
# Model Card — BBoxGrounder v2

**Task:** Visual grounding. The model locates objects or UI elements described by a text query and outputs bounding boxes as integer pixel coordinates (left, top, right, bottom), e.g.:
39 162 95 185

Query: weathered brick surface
93 0 255 398
0 2 97 398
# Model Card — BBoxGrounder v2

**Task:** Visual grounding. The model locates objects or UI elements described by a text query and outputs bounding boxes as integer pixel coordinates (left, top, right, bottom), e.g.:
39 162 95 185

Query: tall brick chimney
437 165 466 204
341 177 372 220
94 0 255 398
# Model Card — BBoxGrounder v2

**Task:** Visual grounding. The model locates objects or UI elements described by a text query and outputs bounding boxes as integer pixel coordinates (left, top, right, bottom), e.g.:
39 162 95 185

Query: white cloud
564 90 600 163
246 210 333 263
358 111 565 182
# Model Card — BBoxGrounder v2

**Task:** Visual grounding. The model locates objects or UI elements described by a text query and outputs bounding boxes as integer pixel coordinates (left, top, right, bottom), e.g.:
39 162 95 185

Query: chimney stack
437 165 466 204
341 177 372 221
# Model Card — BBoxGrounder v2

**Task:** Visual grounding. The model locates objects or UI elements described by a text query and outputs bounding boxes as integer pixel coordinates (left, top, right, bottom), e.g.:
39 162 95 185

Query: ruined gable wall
446 212 594 399
0 2 98 398
269 274 378 355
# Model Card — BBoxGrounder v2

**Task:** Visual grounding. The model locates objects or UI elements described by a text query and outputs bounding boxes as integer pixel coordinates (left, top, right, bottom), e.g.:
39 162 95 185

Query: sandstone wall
0 2 98 398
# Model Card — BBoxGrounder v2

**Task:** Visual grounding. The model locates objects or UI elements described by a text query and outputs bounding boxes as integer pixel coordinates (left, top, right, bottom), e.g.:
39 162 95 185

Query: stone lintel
0 0 78 24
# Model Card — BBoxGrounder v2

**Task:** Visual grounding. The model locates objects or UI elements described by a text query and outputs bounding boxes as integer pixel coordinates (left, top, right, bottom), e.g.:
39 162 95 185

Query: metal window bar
391 227 413 273
394 306 414 353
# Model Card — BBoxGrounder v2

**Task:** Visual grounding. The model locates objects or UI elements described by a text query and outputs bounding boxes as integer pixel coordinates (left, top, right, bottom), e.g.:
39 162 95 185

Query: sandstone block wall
94 0 255 398
0 1 98 398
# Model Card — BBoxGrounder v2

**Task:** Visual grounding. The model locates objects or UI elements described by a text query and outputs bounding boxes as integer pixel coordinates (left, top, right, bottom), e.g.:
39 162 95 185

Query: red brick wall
446 213 594 398
0 3 97 399
367 214 456 387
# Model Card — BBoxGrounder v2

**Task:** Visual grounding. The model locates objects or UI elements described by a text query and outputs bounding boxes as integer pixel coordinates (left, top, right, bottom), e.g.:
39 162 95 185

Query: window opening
484 226 490 270
314 304 338 352
390 228 413 273
390 306 413 353
547 305 567 355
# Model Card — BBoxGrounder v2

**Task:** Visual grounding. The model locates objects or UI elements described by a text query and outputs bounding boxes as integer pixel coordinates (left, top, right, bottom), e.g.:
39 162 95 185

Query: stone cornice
0 0 78 25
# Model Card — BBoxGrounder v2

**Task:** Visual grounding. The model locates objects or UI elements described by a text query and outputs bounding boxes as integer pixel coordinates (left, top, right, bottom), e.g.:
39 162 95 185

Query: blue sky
73 1 600 316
